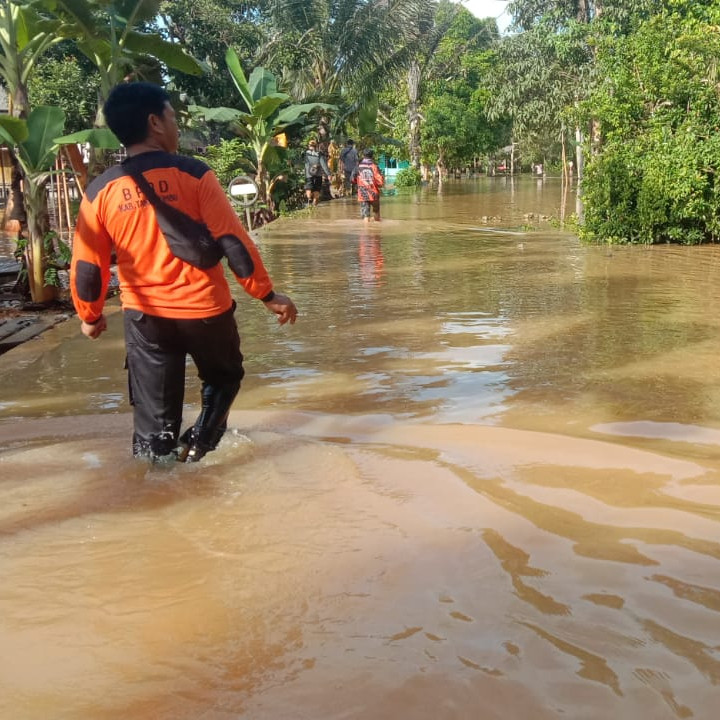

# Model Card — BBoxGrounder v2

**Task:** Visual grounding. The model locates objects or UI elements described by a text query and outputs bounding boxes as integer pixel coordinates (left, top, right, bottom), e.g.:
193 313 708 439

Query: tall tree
159 0 266 107
486 19 592 175
502 0 668 177
405 0 456 168
422 7 505 180
257 0 433 102
36 0 204 123
508 0 663 31
28 54 100 132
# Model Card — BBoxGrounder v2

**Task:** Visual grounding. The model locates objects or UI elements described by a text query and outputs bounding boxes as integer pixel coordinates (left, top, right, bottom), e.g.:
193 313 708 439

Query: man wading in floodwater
70 82 297 462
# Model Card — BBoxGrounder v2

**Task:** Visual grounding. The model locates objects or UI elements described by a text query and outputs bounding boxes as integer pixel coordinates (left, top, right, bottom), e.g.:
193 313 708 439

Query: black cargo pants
123 303 244 458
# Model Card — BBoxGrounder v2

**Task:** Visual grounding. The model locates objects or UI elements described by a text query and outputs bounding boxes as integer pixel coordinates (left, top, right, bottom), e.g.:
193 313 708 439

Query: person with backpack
352 148 385 222
339 139 359 195
303 138 331 206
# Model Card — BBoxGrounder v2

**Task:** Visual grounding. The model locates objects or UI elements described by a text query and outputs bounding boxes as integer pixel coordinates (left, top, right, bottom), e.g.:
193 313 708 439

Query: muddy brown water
1 177 719 719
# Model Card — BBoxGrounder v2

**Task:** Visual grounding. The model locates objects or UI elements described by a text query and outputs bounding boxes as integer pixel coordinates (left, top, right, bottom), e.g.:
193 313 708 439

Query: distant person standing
303 138 331 206
352 148 384 222
339 139 359 194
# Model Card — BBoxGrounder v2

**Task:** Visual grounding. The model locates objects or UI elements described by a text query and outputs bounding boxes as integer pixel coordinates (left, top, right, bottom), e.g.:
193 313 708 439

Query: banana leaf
275 103 336 125
253 94 290 120
125 31 204 76
225 47 253 111
55 127 121 149
248 67 277 102
17 106 65 172
0 115 30 145
189 105 243 123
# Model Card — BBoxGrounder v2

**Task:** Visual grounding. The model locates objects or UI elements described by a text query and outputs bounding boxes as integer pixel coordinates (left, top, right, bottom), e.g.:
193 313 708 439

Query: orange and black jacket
71 151 275 323
352 159 384 202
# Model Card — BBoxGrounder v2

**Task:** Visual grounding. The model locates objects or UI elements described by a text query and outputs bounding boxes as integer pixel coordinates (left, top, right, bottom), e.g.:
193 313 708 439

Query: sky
461 0 511 33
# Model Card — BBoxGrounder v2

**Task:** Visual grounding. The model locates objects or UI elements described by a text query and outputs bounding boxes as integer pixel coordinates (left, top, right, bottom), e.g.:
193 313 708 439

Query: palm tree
406 0 462 168
258 0 435 103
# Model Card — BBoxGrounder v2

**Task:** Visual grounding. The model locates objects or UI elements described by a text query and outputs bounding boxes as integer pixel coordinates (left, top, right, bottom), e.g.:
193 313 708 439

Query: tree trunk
88 99 111 181
436 150 445 192
407 61 422 169
577 0 589 23
4 86 29 232
575 126 584 181
256 158 267 203
24 179 56 304
4 148 26 231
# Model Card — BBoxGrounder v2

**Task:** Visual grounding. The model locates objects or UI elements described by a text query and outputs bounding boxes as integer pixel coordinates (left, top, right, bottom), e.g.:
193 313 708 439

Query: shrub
393 166 422 188
200 139 254 187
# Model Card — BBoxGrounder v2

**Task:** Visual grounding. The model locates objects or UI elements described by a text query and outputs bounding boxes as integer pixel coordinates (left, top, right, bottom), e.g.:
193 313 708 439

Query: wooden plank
0 314 68 354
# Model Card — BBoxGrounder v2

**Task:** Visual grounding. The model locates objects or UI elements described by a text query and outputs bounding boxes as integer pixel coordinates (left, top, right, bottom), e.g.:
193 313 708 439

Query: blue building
377 154 410 181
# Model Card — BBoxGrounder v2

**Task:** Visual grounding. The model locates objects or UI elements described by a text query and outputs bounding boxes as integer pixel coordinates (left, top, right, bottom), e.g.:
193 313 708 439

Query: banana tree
36 0 204 104
0 109 120 302
191 47 335 206
0 106 64 302
35 0 204 178
0 0 67 229
0 0 66 116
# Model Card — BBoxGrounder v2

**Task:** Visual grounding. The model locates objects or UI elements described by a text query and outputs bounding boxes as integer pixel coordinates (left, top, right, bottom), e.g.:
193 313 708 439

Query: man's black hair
347 139 354 145
104 82 170 147
363 148 374 158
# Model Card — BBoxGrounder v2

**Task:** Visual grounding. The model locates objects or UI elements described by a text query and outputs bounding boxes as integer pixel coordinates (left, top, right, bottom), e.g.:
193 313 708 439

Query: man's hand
263 293 298 325
81 314 107 339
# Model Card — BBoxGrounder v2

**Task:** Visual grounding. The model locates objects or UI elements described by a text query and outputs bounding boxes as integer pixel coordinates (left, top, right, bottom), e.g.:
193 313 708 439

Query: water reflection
357 227 384 288
2 178 720 719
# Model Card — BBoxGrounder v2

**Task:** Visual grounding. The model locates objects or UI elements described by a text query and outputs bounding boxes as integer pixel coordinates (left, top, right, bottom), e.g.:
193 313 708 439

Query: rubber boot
134 430 179 462
177 380 240 462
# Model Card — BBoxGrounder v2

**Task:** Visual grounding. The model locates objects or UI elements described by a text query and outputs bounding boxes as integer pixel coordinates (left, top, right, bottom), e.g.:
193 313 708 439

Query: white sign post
228 175 259 230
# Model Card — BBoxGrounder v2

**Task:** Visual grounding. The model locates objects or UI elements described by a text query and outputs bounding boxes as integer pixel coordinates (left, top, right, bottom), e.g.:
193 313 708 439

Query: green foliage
258 0 436 101
393 166 422 187
420 6 505 167
159 0 265 107
28 55 100 132
201 138 254 187
191 48 335 206
18 105 65 172
580 2 720 244
54 127 120 149
0 114 29 144
486 19 592 165
13 230 70 287
37 0 204 100
43 232 71 286
581 124 720 245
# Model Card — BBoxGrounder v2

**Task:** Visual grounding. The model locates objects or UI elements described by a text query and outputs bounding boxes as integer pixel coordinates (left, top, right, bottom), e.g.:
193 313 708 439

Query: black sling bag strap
122 158 224 269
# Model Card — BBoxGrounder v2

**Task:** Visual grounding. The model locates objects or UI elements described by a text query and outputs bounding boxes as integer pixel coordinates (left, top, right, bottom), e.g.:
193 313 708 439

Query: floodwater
2 177 720 719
